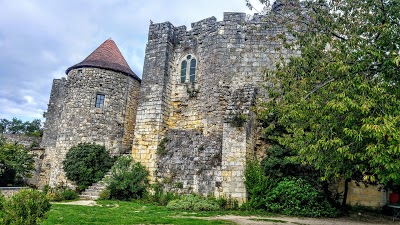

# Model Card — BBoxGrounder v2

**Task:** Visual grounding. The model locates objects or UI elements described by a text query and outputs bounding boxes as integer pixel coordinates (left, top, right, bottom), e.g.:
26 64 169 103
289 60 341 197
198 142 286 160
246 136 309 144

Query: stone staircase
79 172 112 200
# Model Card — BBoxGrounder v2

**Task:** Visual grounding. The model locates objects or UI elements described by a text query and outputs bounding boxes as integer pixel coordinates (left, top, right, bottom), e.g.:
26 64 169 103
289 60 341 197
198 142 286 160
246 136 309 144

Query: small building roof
65 39 140 81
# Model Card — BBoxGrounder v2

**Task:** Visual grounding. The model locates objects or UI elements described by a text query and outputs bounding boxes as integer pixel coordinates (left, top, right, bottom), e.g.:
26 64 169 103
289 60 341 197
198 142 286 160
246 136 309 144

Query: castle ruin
39 11 288 203
37 9 387 207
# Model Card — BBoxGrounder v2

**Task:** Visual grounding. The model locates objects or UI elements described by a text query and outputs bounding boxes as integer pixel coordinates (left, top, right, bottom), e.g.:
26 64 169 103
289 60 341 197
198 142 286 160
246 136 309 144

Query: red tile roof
66 39 140 81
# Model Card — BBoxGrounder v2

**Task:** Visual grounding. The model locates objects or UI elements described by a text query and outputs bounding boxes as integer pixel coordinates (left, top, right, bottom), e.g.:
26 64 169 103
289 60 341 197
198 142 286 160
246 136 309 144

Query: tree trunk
342 178 351 207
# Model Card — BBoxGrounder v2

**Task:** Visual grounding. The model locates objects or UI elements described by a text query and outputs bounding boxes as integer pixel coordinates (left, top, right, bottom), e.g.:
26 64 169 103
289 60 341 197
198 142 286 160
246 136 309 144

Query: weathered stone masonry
132 12 294 202
40 39 141 187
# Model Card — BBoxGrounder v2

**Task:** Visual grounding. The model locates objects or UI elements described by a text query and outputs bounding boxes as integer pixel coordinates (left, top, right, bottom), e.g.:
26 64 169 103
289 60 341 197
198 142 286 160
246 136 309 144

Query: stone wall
132 21 174 181
0 134 44 187
0 134 42 148
337 180 387 207
41 68 140 187
156 130 222 195
0 187 29 198
39 78 67 187
133 12 295 202
41 78 67 149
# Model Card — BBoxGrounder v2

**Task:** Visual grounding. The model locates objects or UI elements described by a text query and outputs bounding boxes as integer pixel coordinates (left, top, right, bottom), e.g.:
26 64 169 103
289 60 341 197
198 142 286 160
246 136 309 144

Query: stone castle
38 11 283 203
36 9 387 206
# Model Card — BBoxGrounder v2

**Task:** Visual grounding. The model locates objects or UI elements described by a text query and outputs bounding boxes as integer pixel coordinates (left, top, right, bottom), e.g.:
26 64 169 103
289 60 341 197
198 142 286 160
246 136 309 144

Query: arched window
180 60 187 83
180 55 197 83
189 59 196 83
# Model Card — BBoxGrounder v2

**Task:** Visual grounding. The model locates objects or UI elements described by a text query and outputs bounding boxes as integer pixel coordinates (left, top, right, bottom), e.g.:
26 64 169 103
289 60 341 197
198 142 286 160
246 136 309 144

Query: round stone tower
41 39 141 187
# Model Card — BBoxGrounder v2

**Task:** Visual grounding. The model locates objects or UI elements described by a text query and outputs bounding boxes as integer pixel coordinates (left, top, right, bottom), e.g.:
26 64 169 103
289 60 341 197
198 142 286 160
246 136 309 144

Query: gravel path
51 200 98 206
206 215 400 225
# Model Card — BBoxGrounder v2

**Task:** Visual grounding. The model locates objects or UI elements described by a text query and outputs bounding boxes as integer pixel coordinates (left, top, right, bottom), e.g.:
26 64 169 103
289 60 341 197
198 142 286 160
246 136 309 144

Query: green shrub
41 185 50 194
98 189 111 200
210 195 239 210
45 184 78 201
146 182 180 206
167 194 220 211
1 189 51 225
107 156 149 200
244 160 276 209
0 192 5 211
264 178 338 217
156 137 170 156
229 113 247 127
61 188 79 200
46 191 63 202
63 143 114 192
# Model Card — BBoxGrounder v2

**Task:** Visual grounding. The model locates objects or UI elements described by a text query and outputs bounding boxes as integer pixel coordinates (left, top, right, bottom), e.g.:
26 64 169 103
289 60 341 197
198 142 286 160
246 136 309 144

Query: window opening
189 59 196 83
180 61 187 83
180 54 197 83
95 94 105 108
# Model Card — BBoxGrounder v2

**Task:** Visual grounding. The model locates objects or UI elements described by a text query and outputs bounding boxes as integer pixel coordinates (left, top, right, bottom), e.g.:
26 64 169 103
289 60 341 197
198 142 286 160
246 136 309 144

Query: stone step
81 190 101 195
84 186 107 191
79 194 99 200
79 169 113 200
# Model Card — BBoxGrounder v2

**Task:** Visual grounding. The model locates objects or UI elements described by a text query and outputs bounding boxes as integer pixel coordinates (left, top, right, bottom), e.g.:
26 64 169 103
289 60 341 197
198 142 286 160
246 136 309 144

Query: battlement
147 12 271 43
223 12 246 22
147 21 175 42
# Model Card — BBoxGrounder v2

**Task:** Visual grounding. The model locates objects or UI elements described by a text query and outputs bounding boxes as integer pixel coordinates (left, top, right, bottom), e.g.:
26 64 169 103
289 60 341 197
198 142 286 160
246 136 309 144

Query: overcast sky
0 0 265 122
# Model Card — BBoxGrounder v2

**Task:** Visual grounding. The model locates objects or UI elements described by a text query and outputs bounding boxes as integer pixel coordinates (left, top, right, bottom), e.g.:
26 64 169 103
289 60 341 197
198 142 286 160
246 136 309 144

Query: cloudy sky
0 0 265 122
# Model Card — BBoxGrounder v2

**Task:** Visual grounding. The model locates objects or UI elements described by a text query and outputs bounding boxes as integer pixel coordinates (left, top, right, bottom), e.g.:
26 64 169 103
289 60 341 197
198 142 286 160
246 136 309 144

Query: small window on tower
95 94 105 108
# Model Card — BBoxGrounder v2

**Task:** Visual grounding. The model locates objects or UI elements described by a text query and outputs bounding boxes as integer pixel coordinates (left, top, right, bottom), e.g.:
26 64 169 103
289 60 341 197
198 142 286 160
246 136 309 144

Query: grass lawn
42 200 271 225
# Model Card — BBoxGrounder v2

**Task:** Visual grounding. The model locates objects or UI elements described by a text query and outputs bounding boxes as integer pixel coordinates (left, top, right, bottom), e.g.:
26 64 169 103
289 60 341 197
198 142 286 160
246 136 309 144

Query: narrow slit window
189 59 196 83
180 61 187 83
95 94 105 108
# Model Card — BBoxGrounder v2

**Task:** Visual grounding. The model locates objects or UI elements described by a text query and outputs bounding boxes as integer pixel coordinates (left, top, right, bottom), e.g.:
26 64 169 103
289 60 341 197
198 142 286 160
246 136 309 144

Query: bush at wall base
1 189 51 225
106 156 149 200
63 143 114 192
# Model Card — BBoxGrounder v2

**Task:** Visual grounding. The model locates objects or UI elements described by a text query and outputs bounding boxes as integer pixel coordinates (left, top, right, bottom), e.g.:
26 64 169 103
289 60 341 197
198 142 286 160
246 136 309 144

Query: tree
24 119 43 137
0 138 35 186
0 118 43 137
256 0 400 205
7 118 25 134
63 143 114 192
0 119 10 134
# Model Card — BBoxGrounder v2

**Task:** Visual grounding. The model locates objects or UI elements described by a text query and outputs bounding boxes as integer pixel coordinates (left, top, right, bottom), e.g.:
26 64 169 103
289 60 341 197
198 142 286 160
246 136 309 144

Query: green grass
42 200 241 225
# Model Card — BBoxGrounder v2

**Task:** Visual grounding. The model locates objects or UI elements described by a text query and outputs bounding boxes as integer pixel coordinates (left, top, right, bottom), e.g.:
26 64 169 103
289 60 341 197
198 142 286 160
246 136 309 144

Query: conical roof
66 39 140 81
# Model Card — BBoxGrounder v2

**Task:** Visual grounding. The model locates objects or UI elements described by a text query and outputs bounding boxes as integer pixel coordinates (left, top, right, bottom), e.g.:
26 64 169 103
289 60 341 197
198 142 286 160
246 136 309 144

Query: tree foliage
63 143 114 191
257 0 400 193
0 118 43 137
0 138 35 186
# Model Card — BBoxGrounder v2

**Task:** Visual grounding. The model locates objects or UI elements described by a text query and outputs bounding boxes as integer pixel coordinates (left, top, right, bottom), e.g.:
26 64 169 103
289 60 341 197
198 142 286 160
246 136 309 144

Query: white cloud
23 95 36 105
0 0 269 121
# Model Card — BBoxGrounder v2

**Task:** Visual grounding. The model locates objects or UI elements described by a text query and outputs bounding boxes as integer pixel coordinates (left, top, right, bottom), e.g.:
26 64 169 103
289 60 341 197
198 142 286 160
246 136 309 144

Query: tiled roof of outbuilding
65 39 140 81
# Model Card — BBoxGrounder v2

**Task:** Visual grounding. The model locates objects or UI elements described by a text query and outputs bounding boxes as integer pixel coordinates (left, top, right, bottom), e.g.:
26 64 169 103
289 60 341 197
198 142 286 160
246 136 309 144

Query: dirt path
206 215 400 225
51 200 98 206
